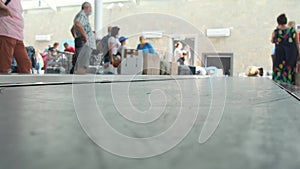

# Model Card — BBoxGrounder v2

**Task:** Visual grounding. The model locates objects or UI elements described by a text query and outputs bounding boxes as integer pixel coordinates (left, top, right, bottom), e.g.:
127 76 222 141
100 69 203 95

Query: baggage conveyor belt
0 76 299 169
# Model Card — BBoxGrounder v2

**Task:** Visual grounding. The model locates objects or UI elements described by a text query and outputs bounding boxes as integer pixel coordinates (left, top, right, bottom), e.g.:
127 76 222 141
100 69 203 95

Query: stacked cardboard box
170 62 178 75
143 53 160 75
120 49 143 75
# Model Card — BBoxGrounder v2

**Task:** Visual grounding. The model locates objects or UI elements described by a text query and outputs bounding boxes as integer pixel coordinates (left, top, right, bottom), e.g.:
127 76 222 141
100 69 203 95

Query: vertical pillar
95 0 103 39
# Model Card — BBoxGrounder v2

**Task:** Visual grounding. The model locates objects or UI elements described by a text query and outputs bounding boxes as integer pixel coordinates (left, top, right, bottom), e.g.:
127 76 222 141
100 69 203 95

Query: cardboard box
120 49 143 75
143 53 160 75
170 62 178 75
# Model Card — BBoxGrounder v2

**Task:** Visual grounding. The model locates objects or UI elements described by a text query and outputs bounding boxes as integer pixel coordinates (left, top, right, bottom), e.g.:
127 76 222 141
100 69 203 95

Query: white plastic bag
103 63 115 74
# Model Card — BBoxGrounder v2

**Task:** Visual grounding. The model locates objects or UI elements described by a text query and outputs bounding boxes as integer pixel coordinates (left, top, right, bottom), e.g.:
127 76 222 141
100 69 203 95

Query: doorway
171 35 197 65
202 53 234 76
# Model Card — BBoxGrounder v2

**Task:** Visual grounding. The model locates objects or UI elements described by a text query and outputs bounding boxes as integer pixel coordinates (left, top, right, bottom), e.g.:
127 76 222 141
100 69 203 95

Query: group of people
0 0 173 75
1 1 299 85
10 42 76 74
71 1 156 74
9 46 44 74
0 0 75 74
43 42 76 74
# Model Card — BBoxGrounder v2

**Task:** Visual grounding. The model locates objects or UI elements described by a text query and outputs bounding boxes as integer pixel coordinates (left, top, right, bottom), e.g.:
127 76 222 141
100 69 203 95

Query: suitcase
120 49 143 75
160 61 178 75
178 65 192 75
188 66 196 75
45 60 66 74
160 61 170 75
143 53 160 75
45 66 66 74
170 62 178 75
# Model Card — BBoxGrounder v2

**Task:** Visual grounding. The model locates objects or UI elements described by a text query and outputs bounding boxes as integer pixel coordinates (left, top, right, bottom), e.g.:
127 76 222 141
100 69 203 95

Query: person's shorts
76 45 92 69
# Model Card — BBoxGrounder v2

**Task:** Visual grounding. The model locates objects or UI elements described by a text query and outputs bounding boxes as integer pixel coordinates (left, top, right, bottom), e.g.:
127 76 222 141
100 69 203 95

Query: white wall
23 0 300 75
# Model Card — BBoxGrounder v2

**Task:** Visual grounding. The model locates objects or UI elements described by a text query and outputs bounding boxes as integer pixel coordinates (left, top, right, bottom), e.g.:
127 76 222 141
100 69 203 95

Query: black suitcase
188 66 196 75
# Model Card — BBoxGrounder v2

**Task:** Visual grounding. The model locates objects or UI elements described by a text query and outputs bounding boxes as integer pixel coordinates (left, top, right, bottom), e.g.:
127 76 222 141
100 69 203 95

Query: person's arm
74 21 87 43
70 26 75 38
108 38 114 64
186 51 190 60
295 32 300 58
147 43 155 54
0 1 12 17
271 32 276 43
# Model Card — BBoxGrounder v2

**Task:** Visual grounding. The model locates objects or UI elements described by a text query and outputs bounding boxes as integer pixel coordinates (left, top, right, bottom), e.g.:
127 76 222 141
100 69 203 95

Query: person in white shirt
108 27 121 60
104 26 120 74
174 42 184 65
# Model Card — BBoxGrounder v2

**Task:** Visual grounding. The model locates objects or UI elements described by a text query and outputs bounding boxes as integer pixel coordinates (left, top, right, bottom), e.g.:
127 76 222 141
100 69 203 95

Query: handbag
103 63 115 74
74 37 84 48
112 52 121 68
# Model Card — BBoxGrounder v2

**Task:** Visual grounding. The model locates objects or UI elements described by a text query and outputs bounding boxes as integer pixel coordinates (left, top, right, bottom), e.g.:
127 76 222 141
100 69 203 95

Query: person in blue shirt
136 36 155 54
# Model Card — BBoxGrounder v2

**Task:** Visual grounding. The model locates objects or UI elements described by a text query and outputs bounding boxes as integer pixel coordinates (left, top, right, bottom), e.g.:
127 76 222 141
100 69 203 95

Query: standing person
174 42 184 65
137 36 155 54
63 42 75 74
118 36 128 58
271 14 300 85
25 46 36 74
115 36 128 74
101 26 112 64
72 1 96 74
35 50 44 74
183 45 191 65
0 0 31 74
105 26 120 74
